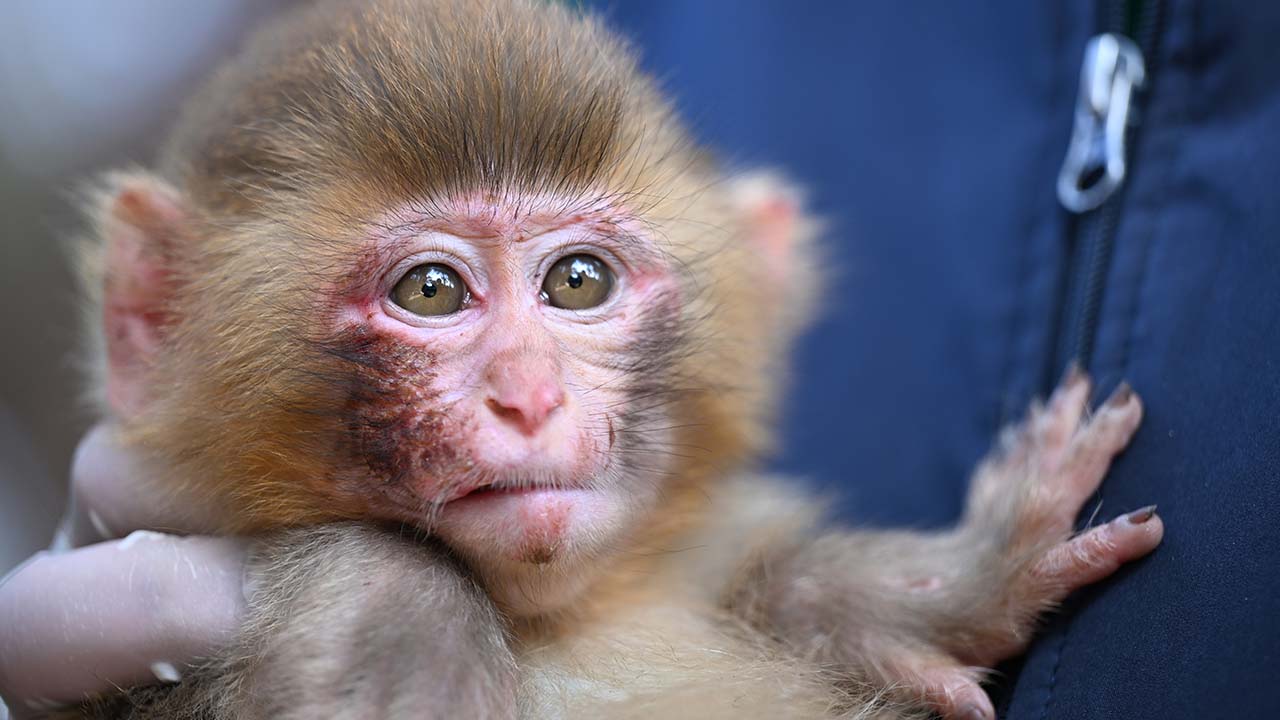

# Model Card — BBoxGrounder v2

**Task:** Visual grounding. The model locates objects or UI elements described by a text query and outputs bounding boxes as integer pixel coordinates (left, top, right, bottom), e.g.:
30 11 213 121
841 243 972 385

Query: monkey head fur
82 0 820 615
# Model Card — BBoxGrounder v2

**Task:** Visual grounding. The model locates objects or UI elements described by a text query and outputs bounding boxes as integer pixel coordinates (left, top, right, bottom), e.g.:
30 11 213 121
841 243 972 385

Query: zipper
1050 0 1165 377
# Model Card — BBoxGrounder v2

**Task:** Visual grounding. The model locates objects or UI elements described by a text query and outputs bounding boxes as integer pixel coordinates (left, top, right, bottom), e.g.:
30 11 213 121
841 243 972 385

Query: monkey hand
0 425 248 719
742 370 1162 720
875 369 1163 719
951 368 1162 662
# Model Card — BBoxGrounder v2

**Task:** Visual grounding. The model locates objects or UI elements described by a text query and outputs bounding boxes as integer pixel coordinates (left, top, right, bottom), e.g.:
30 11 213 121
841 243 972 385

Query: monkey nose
484 382 565 436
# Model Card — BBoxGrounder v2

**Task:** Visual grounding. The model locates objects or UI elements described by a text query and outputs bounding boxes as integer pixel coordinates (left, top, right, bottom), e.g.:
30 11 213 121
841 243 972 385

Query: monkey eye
390 263 467 316
541 254 614 310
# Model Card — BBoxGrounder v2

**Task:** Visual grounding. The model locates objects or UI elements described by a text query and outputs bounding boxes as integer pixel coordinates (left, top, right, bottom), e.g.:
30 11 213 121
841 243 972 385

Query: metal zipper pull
1057 33 1146 213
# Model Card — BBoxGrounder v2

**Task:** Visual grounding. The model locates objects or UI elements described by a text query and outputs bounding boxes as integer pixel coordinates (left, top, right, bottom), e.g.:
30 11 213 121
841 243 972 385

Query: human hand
0 425 247 718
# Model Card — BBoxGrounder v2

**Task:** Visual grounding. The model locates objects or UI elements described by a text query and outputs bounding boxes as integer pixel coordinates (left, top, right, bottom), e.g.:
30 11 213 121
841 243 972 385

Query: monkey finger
970 369 1092 508
1057 386 1143 504
66 423 220 547
895 661 994 720
931 676 995 720
1030 506 1164 593
0 532 247 714
1036 363 1091 470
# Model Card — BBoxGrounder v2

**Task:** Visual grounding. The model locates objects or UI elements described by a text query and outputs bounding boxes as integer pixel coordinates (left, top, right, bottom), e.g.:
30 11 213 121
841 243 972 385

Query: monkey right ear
92 173 188 419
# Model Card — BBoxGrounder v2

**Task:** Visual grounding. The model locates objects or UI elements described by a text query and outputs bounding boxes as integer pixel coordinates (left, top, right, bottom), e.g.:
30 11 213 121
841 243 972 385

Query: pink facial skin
325 195 680 611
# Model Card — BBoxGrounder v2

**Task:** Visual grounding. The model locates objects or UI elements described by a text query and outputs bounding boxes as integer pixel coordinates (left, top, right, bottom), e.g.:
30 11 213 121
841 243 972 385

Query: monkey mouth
433 451 605 505
458 482 527 499
444 477 589 504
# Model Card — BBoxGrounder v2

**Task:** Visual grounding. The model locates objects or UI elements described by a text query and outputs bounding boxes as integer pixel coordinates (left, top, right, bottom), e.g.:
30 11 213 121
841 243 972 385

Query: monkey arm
73 524 517 720
726 371 1163 720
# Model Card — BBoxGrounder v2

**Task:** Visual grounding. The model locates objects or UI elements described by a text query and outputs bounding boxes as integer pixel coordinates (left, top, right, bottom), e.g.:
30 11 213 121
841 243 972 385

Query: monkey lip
447 480 586 503
436 461 599 504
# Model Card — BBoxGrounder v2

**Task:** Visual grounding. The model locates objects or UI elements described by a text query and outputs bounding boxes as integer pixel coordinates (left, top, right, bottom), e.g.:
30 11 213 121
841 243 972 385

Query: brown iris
542 254 614 310
390 264 466 316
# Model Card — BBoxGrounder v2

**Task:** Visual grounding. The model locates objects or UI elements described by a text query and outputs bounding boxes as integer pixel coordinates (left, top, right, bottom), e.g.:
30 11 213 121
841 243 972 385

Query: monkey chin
433 483 645 616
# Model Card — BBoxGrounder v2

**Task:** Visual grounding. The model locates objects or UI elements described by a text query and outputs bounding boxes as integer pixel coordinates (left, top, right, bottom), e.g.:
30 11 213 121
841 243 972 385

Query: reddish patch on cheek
323 324 464 491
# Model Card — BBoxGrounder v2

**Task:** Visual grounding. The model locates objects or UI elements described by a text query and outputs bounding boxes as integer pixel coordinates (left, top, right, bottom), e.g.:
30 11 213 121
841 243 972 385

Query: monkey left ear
91 172 188 419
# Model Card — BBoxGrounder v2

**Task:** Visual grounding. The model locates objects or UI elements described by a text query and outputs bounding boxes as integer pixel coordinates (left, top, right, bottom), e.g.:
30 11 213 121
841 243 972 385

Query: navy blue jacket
591 1 1280 716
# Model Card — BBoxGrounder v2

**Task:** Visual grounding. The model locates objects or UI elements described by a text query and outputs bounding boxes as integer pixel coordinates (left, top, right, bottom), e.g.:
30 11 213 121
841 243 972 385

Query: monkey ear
727 171 823 332
92 172 188 419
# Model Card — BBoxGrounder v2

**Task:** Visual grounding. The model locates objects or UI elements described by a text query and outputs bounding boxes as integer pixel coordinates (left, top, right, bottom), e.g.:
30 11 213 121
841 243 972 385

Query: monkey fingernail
1061 360 1085 387
960 703 994 720
1124 505 1158 524
1106 382 1134 408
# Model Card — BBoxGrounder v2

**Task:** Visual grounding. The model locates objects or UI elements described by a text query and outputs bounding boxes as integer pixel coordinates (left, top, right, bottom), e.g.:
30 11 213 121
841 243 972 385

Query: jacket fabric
595 1 1280 716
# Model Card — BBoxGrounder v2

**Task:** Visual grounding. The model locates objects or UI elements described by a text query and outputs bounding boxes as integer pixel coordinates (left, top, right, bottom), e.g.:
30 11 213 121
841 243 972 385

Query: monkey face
88 0 811 617
317 195 682 607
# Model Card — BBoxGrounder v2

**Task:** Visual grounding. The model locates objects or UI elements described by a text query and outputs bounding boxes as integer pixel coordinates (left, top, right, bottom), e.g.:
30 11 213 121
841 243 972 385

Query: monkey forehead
344 194 664 265
372 192 641 243
425 191 623 241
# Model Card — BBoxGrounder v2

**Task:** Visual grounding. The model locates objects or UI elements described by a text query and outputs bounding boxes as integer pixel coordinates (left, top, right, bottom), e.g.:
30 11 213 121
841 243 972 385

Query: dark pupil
568 272 584 289
421 281 438 298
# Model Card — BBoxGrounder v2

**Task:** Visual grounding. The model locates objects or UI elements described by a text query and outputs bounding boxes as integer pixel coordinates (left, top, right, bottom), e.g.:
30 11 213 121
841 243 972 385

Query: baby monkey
66 0 1162 718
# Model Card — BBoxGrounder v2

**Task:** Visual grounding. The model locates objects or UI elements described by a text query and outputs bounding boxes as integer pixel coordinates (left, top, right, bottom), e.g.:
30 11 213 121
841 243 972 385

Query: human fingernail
242 563 263 606
1125 505 1157 524
24 696 65 712
117 529 170 551
88 508 112 539
151 660 183 683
